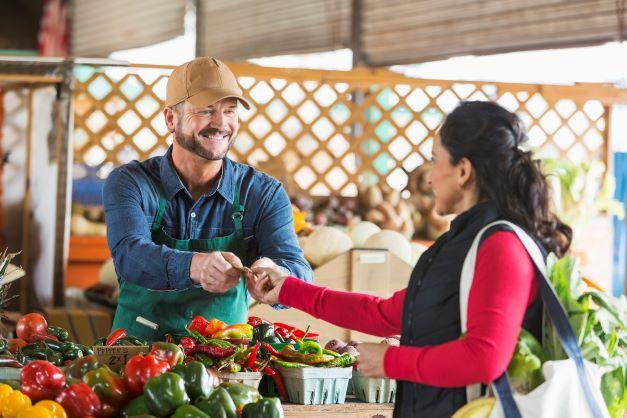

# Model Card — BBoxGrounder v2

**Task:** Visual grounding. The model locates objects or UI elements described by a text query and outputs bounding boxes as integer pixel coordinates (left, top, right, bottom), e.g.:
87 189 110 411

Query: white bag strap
460 220 546 402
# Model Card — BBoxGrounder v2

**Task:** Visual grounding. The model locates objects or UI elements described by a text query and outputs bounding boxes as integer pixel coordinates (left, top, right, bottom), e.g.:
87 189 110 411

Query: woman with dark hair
247 101 573 417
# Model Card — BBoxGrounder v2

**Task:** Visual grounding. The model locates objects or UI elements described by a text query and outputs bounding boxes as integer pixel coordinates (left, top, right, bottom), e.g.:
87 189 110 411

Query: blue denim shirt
103 148 313 290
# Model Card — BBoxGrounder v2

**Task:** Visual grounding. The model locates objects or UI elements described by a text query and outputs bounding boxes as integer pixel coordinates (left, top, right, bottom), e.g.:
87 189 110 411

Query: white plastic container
276 365 352 405
351 370 396 403
217 371 263 389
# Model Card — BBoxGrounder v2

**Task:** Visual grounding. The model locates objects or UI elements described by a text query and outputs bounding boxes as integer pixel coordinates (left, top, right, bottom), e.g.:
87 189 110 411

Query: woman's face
427 135 465 216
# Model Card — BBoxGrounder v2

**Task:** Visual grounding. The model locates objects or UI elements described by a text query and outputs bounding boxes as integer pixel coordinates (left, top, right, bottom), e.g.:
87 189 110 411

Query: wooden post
20 90 33 312
351 0 364 68
52 62 75 307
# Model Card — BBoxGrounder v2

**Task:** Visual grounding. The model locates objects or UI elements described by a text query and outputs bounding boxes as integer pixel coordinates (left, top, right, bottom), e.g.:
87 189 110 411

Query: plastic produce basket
217 371 263 389
351 370 396 403
0 367 20 381
276 365 352 405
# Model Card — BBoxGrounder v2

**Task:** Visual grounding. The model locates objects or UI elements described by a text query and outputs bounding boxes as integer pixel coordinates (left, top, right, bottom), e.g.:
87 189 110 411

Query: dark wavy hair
439 101 572 256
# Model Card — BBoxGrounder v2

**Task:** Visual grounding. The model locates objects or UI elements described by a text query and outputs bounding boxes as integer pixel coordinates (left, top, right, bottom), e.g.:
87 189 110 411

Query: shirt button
190 212 196 218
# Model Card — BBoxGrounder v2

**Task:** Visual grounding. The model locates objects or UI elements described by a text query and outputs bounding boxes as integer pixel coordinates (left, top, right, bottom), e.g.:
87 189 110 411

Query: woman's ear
457 157 474 188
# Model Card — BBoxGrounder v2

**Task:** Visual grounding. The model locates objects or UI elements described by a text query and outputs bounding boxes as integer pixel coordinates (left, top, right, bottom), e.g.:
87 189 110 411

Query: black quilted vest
394 201 543 417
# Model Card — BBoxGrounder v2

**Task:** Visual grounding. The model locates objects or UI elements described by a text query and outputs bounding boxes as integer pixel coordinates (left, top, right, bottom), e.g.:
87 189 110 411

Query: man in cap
103 57 312 340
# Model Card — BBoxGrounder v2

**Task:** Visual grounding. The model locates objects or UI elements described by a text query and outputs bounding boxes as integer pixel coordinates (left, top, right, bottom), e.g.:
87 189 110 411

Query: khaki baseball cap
165 57 251 110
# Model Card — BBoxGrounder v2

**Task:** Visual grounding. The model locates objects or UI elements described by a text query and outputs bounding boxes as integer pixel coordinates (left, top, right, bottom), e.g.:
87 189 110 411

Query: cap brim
186 88 251 110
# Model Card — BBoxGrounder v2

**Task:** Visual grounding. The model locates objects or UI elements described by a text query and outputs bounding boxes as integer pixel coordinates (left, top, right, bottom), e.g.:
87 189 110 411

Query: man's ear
164 107 176 133
457 157 474 188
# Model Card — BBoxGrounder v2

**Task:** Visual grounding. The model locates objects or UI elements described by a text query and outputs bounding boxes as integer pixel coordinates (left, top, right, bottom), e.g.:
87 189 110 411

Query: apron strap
231 183 244 239
151 192 168 233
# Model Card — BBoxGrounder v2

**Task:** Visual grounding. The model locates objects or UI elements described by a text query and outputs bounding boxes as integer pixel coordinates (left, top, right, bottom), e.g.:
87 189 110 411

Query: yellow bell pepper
1 390 32 418
0 383 14 402
35 401 67 418
16 405 53 418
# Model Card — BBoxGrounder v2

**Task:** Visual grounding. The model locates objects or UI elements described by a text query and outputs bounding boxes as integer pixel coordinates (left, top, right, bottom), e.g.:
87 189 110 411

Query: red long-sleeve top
278 231 538 387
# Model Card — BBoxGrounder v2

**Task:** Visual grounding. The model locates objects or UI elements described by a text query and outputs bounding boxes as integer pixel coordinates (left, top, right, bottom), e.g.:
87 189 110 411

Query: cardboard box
44 308 112 346
249 249 413 343
93 345 149 367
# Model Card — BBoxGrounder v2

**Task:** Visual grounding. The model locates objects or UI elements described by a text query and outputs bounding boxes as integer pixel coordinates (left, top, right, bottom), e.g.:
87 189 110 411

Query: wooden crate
249 249 413 343
44 307 112 345
66 235 110 288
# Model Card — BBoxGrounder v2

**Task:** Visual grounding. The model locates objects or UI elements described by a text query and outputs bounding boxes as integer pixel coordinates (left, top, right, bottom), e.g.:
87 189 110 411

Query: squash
302 226 353 267
347 221 381 247
364 230 412 264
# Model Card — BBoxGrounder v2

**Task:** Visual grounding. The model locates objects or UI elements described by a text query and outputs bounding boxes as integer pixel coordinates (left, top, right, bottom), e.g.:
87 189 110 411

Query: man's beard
174 122 234 161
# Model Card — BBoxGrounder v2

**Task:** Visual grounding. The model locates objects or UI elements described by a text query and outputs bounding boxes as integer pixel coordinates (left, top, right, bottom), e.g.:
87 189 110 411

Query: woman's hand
247 265 289 305
355 343 388 378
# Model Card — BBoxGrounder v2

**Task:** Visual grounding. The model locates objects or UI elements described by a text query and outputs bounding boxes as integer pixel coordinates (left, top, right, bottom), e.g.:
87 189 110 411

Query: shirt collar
159 147 235 203
447 200 502 239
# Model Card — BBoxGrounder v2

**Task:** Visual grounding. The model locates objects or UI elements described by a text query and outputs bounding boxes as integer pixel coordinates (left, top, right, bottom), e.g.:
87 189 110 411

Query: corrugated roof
69 0 626 65
198 0 351 59
71 0 186 57
199 0 626 65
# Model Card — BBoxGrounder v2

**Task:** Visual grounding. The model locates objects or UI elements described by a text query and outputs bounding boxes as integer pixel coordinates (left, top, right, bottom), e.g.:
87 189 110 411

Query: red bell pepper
124 354 170 396
188 316 211 336
149 342 184 368
55 382 101 418
105 328 126 346
20 360 66 401
82 366 127 417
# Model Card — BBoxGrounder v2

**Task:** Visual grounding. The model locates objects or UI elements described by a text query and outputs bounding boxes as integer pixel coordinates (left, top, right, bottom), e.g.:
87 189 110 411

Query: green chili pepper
46 325 69 341
93 337 106 346
193 353 214 368
297 340 322 355
322 349 341 358
272 359 308 368
324 352 355 367
0 339 8 351
279 345 334 365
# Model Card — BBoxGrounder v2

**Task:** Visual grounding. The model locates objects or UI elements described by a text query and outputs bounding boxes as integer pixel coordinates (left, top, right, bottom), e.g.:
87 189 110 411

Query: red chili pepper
245 342 261 368
179 337 195 350
247 316 269 326
105 328 127 346
20 360 66 401
263 366 287 401
30 333 59 342
262 342 281 357
185 345 235 359
274 322 319 340
274 327 289 339
165 334 174 343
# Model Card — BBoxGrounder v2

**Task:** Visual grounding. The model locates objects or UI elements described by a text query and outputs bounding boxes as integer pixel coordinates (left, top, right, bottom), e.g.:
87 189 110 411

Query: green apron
111 184 249 341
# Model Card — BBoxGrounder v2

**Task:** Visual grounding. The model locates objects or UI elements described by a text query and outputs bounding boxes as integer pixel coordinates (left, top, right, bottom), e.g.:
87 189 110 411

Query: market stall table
283 400 394 417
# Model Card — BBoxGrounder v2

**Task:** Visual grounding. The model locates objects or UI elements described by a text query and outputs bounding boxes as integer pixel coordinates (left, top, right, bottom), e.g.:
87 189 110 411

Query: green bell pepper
149 341 184 368
195 387 237 418
241 398 284 418
144 372 190 417
121 395 151 418
171 361 214 401
219 382 261 411
171 404 210 418
83 366 127 417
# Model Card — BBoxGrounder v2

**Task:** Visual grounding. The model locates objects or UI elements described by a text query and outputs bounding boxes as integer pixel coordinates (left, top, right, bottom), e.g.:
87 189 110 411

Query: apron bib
112 184 249 341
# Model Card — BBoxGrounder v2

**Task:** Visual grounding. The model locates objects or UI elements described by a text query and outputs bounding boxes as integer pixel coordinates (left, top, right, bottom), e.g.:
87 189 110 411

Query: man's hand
190 251 242 293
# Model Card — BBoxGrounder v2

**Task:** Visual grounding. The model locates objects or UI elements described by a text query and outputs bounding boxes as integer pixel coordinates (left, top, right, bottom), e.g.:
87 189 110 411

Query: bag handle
460 220 605 418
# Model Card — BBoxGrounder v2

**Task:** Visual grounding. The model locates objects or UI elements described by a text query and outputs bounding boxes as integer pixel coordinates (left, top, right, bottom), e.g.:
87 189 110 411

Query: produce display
0 314 327 417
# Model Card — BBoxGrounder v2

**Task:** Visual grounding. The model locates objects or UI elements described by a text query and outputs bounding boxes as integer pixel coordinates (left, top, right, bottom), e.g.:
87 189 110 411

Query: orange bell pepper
205 318 227 336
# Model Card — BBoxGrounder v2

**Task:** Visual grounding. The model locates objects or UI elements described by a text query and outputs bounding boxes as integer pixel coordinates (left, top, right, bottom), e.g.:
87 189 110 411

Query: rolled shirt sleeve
103 167 195 290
